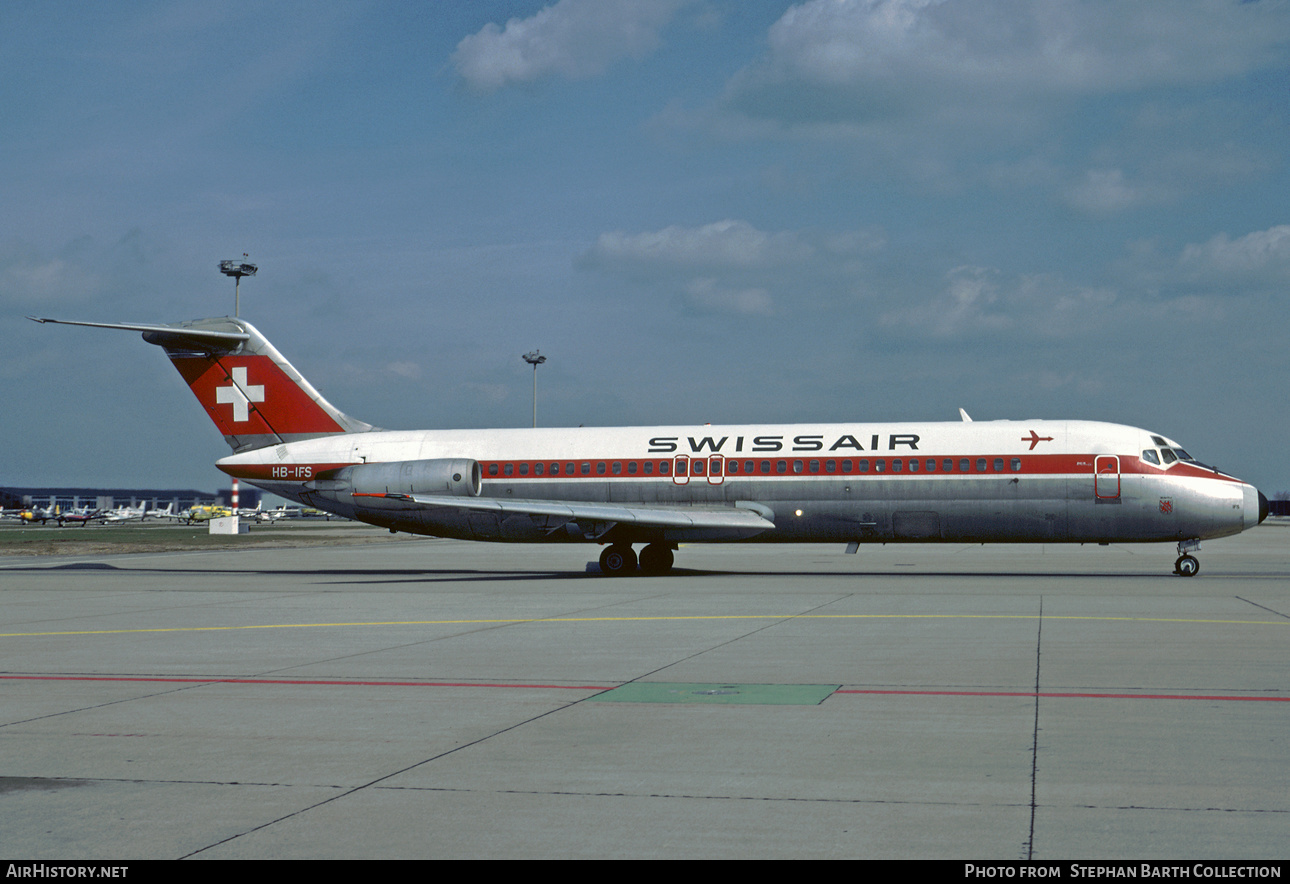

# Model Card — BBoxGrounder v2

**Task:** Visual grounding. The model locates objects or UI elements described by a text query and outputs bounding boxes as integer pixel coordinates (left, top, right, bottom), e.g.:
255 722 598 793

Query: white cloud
453 0 690 91
1180 225 1290 278
880 265 1121 339
683 277 774 316
1063 168 1173 215
0 243 101 309
737 0 1287 116
385 361 422 380
581 219 814 269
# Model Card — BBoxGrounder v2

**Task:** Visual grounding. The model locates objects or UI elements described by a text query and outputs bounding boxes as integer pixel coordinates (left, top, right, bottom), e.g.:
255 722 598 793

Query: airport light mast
219 256 257 318
522 350 546 428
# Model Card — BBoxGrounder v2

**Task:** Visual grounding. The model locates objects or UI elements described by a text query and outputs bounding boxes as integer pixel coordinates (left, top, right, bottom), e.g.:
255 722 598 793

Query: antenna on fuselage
959 408 973 422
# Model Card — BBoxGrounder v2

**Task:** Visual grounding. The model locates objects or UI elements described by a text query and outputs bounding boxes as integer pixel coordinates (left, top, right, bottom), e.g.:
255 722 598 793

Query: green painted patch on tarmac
591 683 838 705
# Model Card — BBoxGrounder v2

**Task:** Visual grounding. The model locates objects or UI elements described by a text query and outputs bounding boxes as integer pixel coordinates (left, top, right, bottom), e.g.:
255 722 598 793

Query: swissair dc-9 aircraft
33 316 1267 577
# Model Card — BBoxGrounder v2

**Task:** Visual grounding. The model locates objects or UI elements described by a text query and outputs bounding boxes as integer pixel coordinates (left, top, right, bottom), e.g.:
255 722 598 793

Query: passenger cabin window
1142 449 1160 465
1011 458 1021 471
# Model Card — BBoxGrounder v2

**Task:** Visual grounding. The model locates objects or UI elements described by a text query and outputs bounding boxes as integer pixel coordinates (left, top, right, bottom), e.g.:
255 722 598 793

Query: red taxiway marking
1 675 606 690
837 689 1290 702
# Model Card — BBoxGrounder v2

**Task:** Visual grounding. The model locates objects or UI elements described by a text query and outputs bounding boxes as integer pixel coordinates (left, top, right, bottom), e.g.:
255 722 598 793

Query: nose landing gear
1174 539 1201 577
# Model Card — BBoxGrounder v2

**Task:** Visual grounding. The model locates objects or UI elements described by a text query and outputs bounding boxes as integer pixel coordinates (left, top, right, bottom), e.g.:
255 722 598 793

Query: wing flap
354 492 776 538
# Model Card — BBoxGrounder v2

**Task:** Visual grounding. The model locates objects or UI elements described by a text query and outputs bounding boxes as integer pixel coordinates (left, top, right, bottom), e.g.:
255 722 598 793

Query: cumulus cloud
453 0 691 91
579 220 887 318
0 242 101 309
1180 225 1290 278
726 0 1288 123
881 265 1120 339
581 219 814 270
1062 168 1172 215
682 277 774 316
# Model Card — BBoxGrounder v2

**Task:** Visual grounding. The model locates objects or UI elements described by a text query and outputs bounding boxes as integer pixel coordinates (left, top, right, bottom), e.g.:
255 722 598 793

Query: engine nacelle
326 458 482 499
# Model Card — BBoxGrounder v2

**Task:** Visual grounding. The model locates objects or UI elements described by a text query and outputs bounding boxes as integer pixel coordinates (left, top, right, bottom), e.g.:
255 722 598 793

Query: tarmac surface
2 523 1288 859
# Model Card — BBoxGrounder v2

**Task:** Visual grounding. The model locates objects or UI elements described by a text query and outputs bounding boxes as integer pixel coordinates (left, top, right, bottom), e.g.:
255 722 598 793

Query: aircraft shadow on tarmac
11 561 1258 582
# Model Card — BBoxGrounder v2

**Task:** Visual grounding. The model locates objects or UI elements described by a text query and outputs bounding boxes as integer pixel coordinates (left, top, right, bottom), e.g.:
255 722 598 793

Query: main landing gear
1174 539 1201 577
598 543 675 577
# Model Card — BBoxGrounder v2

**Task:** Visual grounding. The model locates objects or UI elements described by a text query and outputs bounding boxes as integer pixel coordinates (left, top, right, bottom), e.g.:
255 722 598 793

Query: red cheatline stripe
837 689 1289 702
0 674 607 690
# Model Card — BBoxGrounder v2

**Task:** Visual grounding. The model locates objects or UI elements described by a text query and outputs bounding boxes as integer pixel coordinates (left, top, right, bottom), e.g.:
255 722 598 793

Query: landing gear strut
1174 539 1201 577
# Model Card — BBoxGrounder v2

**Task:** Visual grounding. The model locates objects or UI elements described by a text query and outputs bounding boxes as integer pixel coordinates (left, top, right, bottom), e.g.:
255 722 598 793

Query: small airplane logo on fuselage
1023 430 1054 450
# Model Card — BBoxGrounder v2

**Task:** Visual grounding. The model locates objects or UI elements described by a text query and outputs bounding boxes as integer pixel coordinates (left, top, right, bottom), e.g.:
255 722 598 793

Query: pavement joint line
2 675 1286 702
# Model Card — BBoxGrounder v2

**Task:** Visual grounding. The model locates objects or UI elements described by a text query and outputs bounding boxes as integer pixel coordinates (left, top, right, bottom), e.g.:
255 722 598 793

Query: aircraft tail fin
30 316 374 452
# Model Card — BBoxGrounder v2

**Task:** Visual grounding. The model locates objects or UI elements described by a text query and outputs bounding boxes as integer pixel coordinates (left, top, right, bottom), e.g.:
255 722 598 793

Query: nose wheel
1174 539 1201 577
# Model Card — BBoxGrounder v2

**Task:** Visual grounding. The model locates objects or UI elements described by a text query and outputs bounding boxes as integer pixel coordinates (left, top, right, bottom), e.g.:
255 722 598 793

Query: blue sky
5 0 1289 494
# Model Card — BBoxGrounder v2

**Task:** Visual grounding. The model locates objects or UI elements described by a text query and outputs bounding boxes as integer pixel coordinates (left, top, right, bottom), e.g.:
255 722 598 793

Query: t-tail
28 317 373 452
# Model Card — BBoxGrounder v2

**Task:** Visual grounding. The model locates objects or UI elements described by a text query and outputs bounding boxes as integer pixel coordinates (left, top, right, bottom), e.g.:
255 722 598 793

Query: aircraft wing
354 492 776 541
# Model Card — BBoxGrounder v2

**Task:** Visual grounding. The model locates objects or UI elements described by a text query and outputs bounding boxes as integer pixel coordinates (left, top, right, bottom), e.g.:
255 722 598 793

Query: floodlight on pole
219 256 257 317
522 350 547 428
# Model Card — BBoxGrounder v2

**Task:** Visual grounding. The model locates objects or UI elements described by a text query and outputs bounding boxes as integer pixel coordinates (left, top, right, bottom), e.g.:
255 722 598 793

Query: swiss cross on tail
1022 430 1054 450
215 366 265 422
170 355 345 438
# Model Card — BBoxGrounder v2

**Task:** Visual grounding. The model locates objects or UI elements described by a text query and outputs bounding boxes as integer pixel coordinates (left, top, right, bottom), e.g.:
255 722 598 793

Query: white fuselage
217 419 1260 546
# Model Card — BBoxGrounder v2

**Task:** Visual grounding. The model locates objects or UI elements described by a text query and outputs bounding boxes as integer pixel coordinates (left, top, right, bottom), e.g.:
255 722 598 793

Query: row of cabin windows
485 457 1024 478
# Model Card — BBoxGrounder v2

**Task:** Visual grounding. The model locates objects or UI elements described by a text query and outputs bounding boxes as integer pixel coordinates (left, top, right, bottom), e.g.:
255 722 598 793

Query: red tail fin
30 316 374 451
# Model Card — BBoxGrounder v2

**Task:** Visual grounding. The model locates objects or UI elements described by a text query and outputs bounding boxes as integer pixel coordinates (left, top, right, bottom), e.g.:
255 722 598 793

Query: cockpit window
1173 448 1194 462
1151 435 1168 447
1142 449 1160 465
1159 448 1177 464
